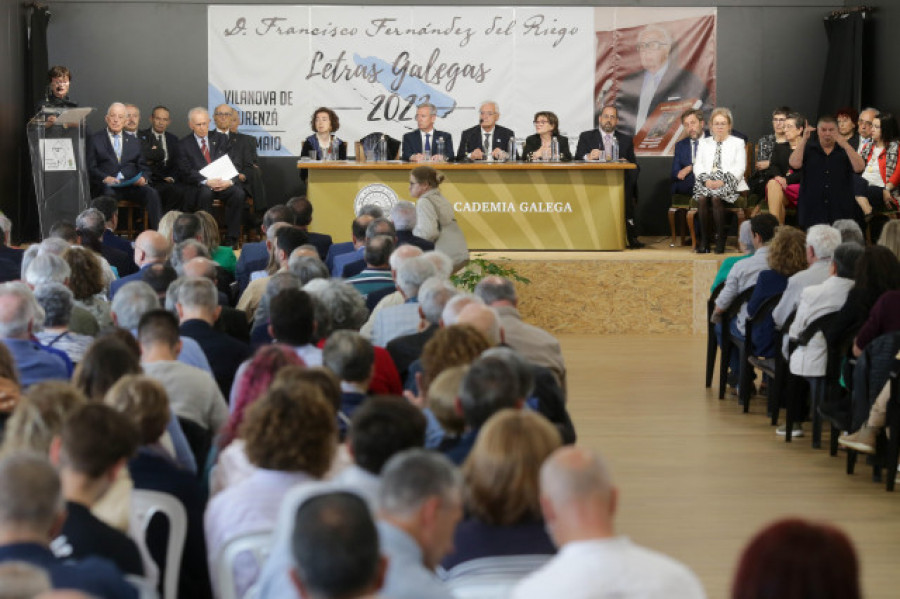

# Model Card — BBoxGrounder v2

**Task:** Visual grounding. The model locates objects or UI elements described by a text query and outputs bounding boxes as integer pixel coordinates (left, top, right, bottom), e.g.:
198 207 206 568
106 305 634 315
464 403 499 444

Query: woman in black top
523 111 572 162
765 112 805 224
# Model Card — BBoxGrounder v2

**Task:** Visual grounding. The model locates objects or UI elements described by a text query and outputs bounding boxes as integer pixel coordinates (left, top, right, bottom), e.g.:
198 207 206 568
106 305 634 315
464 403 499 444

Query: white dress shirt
788 276 854 377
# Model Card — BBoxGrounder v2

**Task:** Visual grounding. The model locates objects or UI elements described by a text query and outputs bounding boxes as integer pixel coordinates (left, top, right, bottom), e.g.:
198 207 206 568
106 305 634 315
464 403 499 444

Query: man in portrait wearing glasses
614 23 710 136
456 101 516 161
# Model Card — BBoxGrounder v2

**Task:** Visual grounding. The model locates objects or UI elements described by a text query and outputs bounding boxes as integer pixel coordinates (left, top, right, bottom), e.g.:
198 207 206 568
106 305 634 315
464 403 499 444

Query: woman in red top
854 112 900 216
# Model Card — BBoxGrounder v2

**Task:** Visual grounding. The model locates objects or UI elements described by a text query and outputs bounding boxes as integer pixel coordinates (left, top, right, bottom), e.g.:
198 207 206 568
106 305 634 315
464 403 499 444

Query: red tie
201 138 211 164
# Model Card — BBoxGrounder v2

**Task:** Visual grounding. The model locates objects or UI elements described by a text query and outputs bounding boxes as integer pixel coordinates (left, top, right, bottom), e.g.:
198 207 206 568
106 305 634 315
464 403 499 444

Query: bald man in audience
511 446 706 599
475 275 567 389
109 230 170 298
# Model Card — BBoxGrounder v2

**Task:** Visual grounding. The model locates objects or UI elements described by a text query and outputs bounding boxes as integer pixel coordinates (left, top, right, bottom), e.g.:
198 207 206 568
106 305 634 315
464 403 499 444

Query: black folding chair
738 292 783 412
718 286 756 400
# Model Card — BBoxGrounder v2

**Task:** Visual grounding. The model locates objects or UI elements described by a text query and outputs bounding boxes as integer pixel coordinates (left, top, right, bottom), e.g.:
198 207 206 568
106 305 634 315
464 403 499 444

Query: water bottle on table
550 137 560 162
435 137 446 162
611 137 619 162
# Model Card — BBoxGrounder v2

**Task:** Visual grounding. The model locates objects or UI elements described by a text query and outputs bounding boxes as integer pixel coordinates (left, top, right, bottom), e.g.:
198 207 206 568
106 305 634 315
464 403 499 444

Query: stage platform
480 235 726 336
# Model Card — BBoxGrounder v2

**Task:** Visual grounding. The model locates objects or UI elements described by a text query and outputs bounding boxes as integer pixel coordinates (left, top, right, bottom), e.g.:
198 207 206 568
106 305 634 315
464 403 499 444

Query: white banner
208 6 595 156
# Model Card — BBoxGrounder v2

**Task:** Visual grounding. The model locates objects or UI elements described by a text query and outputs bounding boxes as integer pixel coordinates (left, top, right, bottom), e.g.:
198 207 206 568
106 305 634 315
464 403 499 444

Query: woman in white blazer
693 107 748 253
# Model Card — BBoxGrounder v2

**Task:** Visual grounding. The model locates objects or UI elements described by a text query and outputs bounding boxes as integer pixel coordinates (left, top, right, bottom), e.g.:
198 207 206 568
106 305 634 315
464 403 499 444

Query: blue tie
113 134 121 161
425 133 431 153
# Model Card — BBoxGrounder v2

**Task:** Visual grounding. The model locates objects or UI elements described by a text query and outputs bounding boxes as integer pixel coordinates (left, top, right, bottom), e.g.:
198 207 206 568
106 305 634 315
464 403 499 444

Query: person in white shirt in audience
511 446 706 599
360 245 424 339
772 224 841 328
371 255 437 347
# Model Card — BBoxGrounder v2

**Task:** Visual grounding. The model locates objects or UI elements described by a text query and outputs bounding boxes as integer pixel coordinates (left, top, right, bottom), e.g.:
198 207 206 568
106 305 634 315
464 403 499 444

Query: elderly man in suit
614 23 710 136
86 102 162 230
402 103 454 162
575 105 642 248
177 106 245 248
456 100 515 161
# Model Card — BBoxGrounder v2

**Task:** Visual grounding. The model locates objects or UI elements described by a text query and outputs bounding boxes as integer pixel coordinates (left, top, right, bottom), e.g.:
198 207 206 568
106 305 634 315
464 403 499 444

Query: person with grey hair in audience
74 208 136 278
0 453 139 598
360 244 425 339
0 282 69 387
289 491 386 599
323 330 375 437
392 200 435 252
250 271 304 347
374 449 462 599
387 277 458 382
236 203 295 293
24 253 99 337
237 225 309 320
511 447 706 599
476 275 567 390
338 217 398 279
109 230 170 299
182 257 249 343
110 280 211 373
305 279 403 394
832 218 865 245
347 235 397 308
32 283 93 364
772 224 842 328
784 242 864 437
177 276 250 397
170 238 210 275
372 255 437 347
288 251 329 285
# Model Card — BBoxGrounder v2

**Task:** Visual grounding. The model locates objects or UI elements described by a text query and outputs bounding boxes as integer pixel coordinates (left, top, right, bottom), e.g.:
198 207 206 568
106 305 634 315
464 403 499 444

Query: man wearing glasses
613 23 710 136
456 101 516 161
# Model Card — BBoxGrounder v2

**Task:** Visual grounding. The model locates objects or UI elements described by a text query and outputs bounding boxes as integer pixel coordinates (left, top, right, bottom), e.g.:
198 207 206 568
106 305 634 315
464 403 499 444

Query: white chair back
214 530 274 599
441 555 553 599
129 489 188 599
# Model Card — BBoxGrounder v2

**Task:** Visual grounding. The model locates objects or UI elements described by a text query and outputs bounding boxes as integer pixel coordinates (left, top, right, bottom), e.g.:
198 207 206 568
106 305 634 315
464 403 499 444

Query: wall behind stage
47 1 840 237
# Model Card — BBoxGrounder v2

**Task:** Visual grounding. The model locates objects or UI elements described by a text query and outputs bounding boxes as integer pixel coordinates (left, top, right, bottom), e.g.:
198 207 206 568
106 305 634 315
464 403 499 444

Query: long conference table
300 161 637 251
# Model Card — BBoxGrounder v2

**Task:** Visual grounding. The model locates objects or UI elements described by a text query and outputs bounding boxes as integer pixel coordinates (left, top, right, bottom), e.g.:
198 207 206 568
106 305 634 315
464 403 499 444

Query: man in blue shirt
0 282 68 387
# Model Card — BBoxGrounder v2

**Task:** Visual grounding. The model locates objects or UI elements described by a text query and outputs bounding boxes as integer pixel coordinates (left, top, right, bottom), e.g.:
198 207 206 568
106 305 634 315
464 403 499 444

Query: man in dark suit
670 108 707 196
109 230 170 299
176 276 250 398
86 102 162 230
456 101 516 161
613 23 710 137
90 196 134 256
176 107 245 247
223 106 269 213
75 208 137 278
575 105 642 248
235 204 294 294
287 196 332 261
401 103 454 162
138 105 185 212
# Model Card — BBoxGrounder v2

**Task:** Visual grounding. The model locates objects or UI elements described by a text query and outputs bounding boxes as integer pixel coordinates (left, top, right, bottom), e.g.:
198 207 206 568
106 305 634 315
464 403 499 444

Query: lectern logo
354 184 399 215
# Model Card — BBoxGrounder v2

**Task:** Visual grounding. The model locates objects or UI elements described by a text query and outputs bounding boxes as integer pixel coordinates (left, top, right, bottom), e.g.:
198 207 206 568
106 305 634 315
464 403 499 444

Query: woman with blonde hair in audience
426 365 469 453
877 218 900 259
196 209 237 275
440 409 561 588
204 381 337 592
157 209 182 242
62 245 113 328
693 107 747 254
105 374 213 598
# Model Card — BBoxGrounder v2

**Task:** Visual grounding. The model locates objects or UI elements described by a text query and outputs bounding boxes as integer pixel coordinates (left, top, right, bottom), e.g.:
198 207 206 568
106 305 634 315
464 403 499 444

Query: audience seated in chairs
772 224 842 330
853 111 900 219
711 220 754 293
235 204 294 294
748 106 791 201
287 196 333 261
322 330 375 438
764 111 805 225
669 108 707 245
62 246 113 329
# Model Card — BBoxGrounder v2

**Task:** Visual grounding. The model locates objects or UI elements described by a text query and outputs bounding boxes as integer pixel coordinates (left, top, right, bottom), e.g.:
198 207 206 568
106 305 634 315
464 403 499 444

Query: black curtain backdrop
21 5 51 241
817 11 867 118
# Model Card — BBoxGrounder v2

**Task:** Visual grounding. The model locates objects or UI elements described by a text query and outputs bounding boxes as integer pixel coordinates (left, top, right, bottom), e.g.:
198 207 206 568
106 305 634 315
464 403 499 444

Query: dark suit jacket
301 135 348 160
523 134 572 162
102 229 133 256
138 128 180 183
670 135 704 195
100 243 138 277
307 231 333 261
325 242 356 273
396 230 434 251
177 131 238 186
180 318 250 398
0 246 23 274
401 130 454 162
574 130 639 203
219 130 268 209
109 263 153 298
235 241 268 293
86 129 149 195
386 323 437 383
615 64 710 136
214 306 250 344
456 124 515 161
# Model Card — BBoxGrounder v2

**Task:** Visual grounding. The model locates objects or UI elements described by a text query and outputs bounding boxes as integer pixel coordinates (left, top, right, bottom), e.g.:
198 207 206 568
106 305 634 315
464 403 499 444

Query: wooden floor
561 334 900 599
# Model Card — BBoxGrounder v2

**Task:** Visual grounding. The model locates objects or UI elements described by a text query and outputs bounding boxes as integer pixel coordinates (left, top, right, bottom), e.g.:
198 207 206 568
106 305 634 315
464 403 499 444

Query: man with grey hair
377 449 462 599
323 330 375 434
857 107 878 151
511 447 705 599
33 283 93 364
402 102 454 162
391 201 434 251
772 224 842 328
0 453 139 597
456 99 515 161
361 244 425 340
177 106 244 247
613 23 710 136
177 276 250 397
288 253 329 286
183 257 250 343
171 238 210 275
110 280 211 372
85 102 162 231
476 275 567 389
387 277 458 381
74 208 136 278
0 282 68 386
372 256 437 347
109 229 170 298
833 218 865 245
